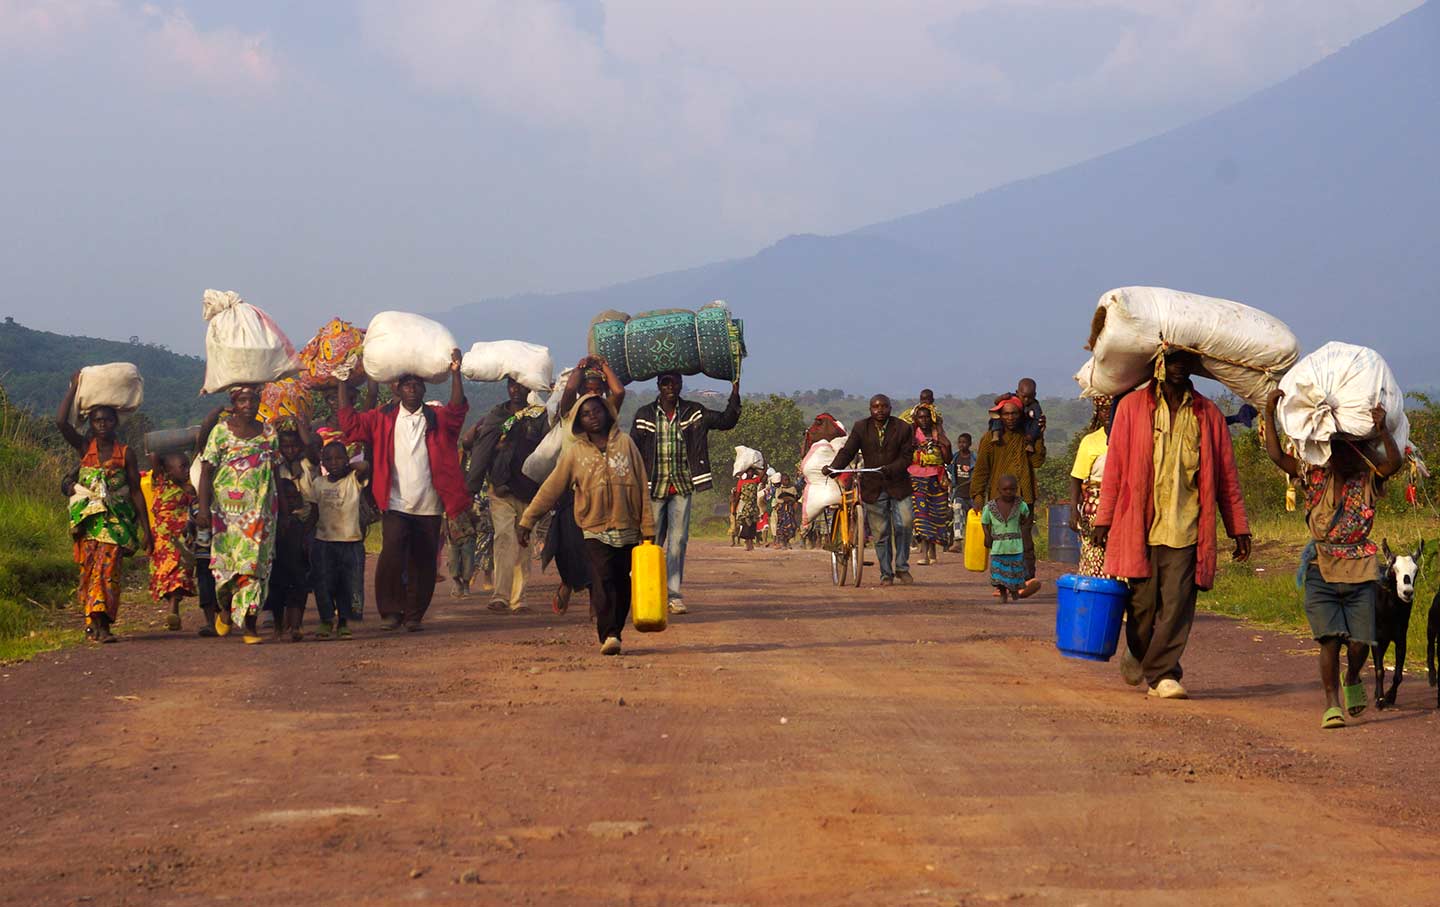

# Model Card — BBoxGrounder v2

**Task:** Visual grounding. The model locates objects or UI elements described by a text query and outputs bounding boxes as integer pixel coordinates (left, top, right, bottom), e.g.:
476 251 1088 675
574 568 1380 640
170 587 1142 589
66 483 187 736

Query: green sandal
1343 682 1366 717
1321 706 1346 729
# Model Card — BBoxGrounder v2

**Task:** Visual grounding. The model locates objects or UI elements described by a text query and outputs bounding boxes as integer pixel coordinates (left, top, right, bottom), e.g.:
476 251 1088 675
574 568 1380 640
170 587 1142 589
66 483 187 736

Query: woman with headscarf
57 372 152 643
1068 395 1114 577
906 402 952 566
197 384 280 644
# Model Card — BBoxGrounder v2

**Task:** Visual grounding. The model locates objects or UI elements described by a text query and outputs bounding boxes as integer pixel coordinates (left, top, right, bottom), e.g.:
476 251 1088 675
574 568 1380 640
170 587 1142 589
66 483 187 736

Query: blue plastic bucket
1054 573 1129 662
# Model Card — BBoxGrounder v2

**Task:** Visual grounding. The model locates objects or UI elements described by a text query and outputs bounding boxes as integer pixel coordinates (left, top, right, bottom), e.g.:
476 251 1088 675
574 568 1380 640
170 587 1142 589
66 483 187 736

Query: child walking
147 452 197 631
264 477 313 641
1263 389 1402 728
981 474 1040 602
517 395 655 656
307 441 371 639
56 372 152 643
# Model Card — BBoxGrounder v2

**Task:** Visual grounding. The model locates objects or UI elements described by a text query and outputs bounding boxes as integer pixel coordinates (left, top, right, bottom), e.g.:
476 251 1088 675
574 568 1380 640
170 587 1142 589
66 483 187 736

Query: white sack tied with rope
1082 287 1299 408
1277 342 1409 466
800 440 843 522
733 446 765 477
200 290 300 395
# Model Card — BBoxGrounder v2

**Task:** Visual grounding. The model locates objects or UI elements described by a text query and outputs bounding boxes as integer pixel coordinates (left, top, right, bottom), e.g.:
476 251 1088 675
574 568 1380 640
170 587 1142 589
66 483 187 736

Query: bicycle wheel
850 497 866 586
829 506 848 586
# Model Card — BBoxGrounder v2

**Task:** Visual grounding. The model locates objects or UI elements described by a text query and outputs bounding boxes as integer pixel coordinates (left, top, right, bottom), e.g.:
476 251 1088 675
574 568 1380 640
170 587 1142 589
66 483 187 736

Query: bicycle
826 466 878 587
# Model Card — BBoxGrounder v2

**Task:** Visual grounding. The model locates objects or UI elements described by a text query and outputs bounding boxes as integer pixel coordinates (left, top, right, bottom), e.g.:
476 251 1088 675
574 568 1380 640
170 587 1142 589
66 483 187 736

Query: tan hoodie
520 394 656 539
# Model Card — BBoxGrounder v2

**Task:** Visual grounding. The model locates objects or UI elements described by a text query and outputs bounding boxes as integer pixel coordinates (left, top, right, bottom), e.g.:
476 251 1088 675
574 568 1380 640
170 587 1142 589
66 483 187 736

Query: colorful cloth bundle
299 317 366 389
259 377 313 425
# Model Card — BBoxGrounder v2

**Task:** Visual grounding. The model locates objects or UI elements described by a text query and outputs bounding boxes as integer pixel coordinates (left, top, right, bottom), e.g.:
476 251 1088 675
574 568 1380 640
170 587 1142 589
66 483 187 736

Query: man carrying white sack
337 351 469 631
631 373 742 615
467 376 549 614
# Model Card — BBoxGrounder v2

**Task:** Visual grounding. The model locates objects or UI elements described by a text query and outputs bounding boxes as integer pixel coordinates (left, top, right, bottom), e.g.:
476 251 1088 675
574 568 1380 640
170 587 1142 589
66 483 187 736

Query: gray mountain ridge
432 1 1439 398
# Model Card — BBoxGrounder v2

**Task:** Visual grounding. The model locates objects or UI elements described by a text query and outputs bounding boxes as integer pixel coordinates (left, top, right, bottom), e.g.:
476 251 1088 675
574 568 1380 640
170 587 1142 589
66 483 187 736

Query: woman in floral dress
197 384 279 644
57 372 151 643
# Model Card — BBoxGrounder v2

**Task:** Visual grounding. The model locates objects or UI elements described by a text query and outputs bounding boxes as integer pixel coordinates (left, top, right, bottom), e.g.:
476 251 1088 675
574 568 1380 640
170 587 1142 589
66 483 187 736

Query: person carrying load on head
630 372 742 615
338 349 469 632
1092 350 1251 701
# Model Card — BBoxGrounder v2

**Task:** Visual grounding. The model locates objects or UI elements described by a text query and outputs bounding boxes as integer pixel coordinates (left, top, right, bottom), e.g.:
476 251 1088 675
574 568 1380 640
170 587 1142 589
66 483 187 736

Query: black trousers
376 511 443 623
584 539 635 643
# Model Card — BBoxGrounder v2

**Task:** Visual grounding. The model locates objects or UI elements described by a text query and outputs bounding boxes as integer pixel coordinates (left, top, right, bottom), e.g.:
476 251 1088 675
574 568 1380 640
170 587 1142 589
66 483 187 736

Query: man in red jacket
1093 351 1251 700
338 349 469 631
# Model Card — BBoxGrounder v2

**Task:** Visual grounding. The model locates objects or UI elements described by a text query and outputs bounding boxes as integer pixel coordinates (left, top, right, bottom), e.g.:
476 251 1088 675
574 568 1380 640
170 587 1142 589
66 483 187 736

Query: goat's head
1382 539 1424 603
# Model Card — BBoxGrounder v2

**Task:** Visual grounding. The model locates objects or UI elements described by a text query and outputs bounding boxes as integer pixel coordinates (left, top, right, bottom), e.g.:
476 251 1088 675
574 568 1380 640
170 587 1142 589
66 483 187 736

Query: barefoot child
147 452 197 631
1263 389 1402 728
981 474 1040 602
56 371 152 643
307 441 371 639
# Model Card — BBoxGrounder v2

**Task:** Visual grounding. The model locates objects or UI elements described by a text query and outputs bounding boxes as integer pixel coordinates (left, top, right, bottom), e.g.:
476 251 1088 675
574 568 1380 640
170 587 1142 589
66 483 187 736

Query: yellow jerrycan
964 509 988 572
631 541 669 632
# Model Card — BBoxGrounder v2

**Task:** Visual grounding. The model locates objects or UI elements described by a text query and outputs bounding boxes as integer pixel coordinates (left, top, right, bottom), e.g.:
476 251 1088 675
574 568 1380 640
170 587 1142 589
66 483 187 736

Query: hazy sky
0 0 1423 354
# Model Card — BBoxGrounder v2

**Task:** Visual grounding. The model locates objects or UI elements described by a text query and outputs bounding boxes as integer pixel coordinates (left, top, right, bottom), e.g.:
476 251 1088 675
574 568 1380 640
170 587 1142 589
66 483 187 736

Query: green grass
1203 509 1440 662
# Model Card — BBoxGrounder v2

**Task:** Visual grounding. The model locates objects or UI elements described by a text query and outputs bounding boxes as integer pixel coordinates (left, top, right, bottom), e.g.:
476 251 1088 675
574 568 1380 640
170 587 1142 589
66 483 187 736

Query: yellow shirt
1070 429 1108 483
1148 388 1201 548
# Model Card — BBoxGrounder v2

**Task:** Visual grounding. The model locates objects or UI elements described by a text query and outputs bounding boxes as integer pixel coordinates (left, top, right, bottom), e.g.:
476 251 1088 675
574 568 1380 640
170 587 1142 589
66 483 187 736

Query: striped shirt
651 408 693 500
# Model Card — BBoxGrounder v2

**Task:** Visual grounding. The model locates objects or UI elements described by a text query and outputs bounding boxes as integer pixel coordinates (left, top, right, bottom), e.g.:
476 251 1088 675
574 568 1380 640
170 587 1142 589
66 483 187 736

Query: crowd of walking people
56 342 1419 728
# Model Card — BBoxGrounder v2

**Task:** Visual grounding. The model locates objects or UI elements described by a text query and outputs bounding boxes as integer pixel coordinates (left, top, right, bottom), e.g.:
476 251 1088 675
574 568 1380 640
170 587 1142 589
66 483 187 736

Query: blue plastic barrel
1054 573 1129 661
1047 504 1080 565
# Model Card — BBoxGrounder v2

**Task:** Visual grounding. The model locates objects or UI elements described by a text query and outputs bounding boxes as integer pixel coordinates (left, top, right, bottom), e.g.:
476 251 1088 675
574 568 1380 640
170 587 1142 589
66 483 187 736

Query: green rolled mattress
588 301 746 384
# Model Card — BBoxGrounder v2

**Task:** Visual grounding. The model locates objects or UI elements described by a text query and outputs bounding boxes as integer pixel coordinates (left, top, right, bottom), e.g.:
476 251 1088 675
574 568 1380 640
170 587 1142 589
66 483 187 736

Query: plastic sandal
1321 706 1346 729
1343 682 1367 717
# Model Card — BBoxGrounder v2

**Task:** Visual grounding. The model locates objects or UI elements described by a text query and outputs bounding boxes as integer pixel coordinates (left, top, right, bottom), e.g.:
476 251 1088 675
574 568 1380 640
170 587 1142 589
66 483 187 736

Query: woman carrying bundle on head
196 384 280 645
57 372 152 643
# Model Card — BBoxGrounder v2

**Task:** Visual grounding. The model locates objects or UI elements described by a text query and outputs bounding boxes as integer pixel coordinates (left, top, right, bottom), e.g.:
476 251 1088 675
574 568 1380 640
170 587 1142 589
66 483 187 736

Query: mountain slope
0 318 216 427
436 2 1439 395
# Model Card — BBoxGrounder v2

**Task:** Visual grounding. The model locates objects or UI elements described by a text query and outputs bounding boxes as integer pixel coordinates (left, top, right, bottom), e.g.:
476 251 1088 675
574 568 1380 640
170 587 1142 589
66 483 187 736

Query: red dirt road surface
4 541 1440 905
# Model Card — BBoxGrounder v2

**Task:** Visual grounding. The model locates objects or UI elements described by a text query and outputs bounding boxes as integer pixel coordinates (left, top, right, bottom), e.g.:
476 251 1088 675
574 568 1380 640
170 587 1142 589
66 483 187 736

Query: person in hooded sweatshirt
517 394 655 656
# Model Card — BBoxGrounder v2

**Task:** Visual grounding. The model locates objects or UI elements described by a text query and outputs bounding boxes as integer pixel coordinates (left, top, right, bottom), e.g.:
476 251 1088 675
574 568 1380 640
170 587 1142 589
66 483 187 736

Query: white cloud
0 0 116 48
0 0 279 90
139 5 279 91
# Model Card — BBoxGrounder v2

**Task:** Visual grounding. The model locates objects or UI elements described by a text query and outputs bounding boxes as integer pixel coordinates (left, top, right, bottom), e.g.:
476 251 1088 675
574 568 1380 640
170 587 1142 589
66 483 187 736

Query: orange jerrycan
631 541 668 632
964 509 988 572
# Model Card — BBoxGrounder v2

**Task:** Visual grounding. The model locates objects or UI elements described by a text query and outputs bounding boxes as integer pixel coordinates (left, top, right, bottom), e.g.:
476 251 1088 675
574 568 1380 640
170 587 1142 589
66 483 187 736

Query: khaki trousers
488 490 530 609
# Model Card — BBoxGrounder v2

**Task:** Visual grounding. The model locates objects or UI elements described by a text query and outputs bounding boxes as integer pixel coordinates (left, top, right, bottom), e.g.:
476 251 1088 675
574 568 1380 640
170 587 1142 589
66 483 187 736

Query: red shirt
338 400 470 519
1094 388 1248 590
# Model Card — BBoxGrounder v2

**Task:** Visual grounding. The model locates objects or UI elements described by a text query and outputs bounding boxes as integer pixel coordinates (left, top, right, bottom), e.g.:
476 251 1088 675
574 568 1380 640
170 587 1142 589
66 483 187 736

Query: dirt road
4 541 1440 906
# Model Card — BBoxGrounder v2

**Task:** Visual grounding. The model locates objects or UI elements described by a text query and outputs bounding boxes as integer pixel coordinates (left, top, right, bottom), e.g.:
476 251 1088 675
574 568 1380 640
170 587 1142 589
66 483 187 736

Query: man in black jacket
631 373 741 614
467 377 547 614
825 394 917 586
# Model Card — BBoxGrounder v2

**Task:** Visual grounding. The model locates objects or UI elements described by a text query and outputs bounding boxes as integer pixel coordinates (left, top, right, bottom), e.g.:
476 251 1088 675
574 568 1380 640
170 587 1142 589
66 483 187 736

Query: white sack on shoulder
363 312 457 384
800 440 843 521
460 340 554 391
733 446 764 477
71 363 144 426
1086 287 1298 408
200 290 299 395
1277 342 1409 466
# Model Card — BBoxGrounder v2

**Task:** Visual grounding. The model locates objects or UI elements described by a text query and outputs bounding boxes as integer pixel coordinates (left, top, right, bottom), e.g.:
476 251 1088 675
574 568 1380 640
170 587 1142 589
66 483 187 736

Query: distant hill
0 317 219 428
432 1 1439 398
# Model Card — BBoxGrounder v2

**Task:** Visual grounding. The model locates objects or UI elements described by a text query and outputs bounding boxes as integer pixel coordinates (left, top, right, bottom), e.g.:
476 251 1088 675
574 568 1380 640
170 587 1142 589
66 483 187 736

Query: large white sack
733 446 764 477
201 290 300 394
1086 287 1298 408
520 373 584 484
363 312 457 384
800 439 843 521
461 340 554 391
1277 342 1409 466
70 362 144 426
